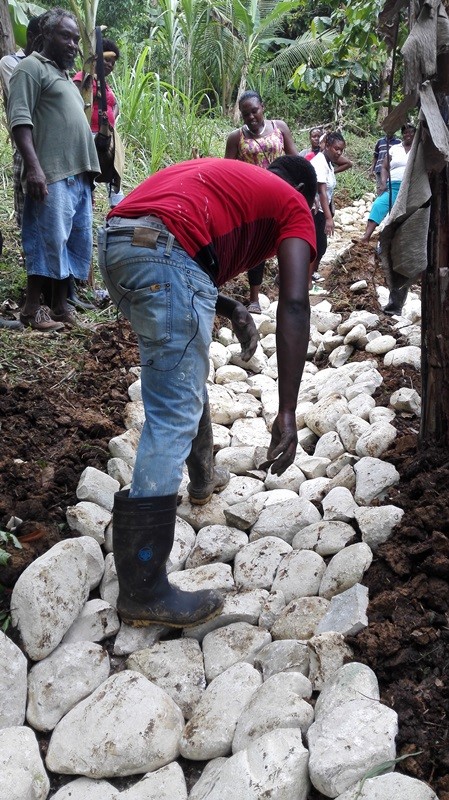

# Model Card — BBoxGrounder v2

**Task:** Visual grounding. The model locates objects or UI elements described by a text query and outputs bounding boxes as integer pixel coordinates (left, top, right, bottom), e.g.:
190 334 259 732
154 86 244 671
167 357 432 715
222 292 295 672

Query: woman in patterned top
225 90 298 313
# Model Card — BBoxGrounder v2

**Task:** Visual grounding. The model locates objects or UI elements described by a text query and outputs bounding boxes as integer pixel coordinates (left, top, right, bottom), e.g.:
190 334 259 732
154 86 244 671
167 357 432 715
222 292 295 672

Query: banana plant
68 0 101 123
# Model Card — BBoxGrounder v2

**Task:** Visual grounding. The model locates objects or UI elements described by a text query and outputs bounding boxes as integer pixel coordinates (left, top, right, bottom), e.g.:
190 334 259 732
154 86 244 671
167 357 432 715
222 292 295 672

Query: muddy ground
0 244 448 798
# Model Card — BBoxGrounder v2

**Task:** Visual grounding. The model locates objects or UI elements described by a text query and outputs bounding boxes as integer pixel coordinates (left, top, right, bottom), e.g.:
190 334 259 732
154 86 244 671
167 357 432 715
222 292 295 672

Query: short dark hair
401 122 416 132
238 90 263 107
267 155 317 208
102 38 120 59
325 131 345 147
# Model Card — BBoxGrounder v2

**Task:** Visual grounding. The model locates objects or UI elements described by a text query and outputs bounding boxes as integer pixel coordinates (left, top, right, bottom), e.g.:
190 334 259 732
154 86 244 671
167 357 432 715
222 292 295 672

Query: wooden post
0 0 15 59
420 165 449 448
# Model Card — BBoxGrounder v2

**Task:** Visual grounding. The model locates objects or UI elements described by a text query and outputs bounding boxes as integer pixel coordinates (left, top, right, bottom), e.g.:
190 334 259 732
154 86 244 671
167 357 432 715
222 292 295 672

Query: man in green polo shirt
7 8 100 331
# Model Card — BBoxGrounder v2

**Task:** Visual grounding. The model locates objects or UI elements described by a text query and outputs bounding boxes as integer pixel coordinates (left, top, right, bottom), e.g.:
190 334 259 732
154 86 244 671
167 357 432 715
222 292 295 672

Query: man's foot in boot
117 585 224 628
187 465 230 505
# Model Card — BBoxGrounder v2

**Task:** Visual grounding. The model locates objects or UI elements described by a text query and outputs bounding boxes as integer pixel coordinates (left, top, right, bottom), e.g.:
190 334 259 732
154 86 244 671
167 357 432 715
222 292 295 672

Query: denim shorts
22 173 93 280
98 222 218 496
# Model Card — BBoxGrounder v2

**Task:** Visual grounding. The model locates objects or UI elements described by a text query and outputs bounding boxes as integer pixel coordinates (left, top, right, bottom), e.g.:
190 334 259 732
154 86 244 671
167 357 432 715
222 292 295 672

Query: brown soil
0 244 448 798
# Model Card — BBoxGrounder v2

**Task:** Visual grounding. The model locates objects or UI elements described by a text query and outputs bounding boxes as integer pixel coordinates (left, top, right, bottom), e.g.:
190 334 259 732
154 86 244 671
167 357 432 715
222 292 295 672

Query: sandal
247 301 262 314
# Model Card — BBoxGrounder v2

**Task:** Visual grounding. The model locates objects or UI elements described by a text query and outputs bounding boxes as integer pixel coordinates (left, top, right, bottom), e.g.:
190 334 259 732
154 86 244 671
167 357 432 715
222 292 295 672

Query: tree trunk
420 165 449 448
0 0 15 59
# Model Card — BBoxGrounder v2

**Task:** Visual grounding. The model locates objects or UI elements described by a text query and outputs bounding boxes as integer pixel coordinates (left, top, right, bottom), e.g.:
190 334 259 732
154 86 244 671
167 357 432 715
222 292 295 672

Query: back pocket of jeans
119 281 172 344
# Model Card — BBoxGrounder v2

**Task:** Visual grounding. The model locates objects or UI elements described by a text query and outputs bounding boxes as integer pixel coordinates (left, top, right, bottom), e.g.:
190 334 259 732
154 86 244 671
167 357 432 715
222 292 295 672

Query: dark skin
215 295 259 362
12 16 83 318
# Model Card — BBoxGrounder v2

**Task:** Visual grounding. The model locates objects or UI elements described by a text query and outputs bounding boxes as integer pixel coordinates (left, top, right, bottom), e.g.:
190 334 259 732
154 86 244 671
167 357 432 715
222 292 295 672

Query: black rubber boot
113 490 224 628
67 276 95 311
186 398 230 505
383 286 408 316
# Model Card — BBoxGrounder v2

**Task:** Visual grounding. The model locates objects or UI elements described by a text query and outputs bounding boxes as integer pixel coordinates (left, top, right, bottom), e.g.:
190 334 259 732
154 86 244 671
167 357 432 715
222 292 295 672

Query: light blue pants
98 222 218 497
22 174 93 280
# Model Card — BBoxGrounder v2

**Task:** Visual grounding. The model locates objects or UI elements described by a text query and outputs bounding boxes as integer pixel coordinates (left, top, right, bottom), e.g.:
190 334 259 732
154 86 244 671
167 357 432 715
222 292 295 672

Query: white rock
295 454 331 479
232 671 314 752
26 642 110 731
183 589 268 642
307 631 354 690
51 777 118 799
258 589 287 630
347 393 376 420
343 323 367 347
189 729 310 800
336 414 371 453
328 344 354 366
119 763 187 800
211 422 231 450
230 417 271 448
209 341 231 368
208 385 260 425
355 505 404 549
10 539 90 661
314 661 379 721
322 486 359 522
350 280 367 292
304 394 350 436
313 430 345 460
99 552 118 607
0 726 50 800
272 550 326 602
346 370 383 400
326 453 358 480
127 378 142 401
292 520 356 555
66 501 112 544
218 475 264 506
168 517 197 572
127 638 205 718
338 311 380 333
271 596 330 640
62 599 120 644
0 631 27 728
354 456 400 505
179 662 262 759
176 494 228 530
369 405 396 424
384 345 421 369
365 334 397 354
259 333 277 356
170 562 235 596
123 401 144 431
299 476 331 502
250 496 321 544
355 421 397 458
311 308 342 332
264 463 306 492
228 341 268 373
307 698 398 796
113 623 166 656
246 373 276 397
108 428 140 466
186 524 248 568
215 365 248 384
75 536 104 590
335 772 439 800
107 457 134 487
46 670 184 778
390 387 421 414
254 640 310 679
316 583 369 636
223 493 267 531
202 621 271 682
319 542 373 599
215 446 256 474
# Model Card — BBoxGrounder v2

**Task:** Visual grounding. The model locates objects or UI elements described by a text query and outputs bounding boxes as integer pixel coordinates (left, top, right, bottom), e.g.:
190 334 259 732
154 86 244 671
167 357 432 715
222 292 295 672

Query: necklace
246 121 267 139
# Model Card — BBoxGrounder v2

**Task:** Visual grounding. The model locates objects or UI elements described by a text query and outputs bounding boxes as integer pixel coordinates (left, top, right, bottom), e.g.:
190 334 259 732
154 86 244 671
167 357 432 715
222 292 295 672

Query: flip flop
247 302 262 314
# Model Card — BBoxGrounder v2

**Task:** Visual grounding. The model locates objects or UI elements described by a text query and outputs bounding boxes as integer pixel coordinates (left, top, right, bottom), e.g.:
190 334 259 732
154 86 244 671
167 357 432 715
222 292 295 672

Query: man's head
40 8 79 71
25 15 45 56
267 155 317 208
102 38 120 77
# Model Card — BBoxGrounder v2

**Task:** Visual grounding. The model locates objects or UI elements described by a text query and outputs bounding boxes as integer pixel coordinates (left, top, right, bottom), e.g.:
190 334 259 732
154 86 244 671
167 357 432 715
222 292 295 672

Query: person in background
310 131 348 272
98 155 317 629
224 89 298 314
370 130 401 195
7 8 100 331
299 127 322 161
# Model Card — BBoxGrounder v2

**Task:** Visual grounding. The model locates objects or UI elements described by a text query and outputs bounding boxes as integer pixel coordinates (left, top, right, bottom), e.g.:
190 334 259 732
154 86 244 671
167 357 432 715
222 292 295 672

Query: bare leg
360 220 378 243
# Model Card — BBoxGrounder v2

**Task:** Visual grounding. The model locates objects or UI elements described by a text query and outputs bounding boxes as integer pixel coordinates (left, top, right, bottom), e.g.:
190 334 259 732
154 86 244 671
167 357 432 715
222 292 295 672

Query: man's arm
317 182 334 236
266 237 311 474
224 129 240 159
12 125 48 200
215 294 259 362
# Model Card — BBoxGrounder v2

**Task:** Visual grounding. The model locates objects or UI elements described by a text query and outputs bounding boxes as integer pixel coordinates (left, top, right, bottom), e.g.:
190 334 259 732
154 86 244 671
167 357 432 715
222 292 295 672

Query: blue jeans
98 222 218 497
22 174 93 280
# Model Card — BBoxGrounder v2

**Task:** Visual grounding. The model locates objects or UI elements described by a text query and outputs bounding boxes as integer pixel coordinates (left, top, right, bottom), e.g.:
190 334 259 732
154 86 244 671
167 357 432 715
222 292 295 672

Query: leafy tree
289 0 390 121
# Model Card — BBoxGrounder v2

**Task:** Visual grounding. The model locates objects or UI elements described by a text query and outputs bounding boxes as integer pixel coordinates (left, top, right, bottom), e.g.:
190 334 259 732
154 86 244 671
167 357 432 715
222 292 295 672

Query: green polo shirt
7 52 100 186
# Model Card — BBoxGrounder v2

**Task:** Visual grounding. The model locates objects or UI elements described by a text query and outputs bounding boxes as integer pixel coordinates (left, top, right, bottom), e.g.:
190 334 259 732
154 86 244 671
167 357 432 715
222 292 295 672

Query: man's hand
231 303 259 362
215 294 259 362
265 410 298 475
324 217 334 236
26 164 48 201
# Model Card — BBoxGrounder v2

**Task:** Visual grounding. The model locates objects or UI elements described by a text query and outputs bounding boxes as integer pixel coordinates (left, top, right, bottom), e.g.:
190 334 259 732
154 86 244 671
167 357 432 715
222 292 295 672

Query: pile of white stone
1 284 438 799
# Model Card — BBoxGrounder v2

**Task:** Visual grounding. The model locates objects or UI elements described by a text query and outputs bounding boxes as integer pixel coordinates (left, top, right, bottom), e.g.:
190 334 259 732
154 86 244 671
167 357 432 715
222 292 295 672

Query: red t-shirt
108 158 316 286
